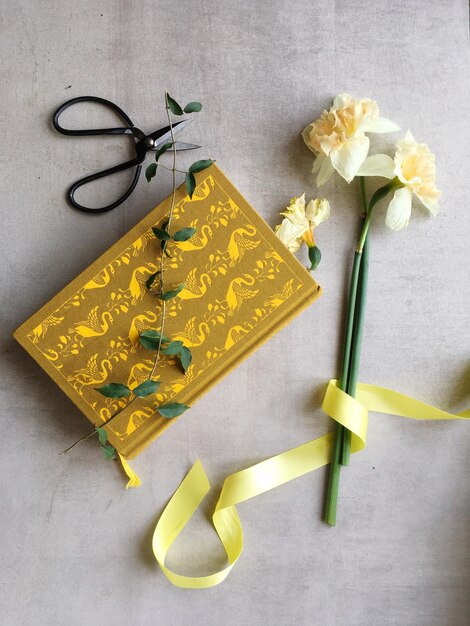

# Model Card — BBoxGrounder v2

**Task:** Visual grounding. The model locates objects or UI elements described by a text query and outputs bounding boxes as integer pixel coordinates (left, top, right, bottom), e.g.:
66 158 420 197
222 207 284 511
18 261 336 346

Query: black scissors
52 96 200 213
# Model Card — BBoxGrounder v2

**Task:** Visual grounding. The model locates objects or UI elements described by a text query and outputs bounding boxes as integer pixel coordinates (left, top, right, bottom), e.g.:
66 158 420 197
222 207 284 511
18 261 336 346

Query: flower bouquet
277 94 441 524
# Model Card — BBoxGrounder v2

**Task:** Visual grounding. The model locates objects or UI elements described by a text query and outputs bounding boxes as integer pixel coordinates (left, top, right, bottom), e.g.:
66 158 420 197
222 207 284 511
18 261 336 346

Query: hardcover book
13 165 321 458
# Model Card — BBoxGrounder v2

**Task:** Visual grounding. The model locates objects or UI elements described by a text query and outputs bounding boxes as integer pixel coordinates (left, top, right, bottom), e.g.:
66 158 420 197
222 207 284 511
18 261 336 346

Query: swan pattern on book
25 173 309 442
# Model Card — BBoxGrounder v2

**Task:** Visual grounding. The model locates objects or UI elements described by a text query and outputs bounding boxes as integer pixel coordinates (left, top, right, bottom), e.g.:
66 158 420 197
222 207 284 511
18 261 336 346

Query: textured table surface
1 1 469 624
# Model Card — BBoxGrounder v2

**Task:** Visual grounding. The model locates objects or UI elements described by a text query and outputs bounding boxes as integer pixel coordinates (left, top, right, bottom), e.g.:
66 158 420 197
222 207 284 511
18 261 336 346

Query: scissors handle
53 97 200 213
52 96 137 136
68 159 142 213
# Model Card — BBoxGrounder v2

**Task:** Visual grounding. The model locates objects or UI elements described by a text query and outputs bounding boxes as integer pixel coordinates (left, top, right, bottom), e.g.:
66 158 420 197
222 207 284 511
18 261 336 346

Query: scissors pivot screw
144 137 155 148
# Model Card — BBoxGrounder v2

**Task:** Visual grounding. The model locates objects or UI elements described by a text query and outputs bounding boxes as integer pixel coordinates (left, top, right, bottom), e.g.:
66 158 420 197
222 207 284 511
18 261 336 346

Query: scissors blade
156 140 200 151
148 117 194 146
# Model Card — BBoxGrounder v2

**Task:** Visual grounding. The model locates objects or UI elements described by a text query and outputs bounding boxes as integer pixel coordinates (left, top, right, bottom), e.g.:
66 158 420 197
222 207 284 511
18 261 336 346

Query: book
13 165 321 458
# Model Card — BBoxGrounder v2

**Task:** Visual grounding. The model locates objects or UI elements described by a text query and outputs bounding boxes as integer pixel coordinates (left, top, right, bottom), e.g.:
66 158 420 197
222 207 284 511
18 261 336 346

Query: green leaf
156 142 173 160
184 101 202 113
145 271 161 290
166 93 183 116
139 330 170 350
152 226 171 240
101 443 116 461
133 379 161 398
157 402 190 418
145 163 157 182
185 171 196 199
173 227 196 242
96 427 108 446
189 159 215 174
161 340 184 356
179 346 192 373
160 284 185 301
160 341 192 373
95 383 131 398
161 239 171 257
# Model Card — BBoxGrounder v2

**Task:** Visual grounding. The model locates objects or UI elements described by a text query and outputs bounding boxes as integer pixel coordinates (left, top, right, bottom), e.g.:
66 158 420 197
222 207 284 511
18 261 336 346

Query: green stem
349 230 369 399
157 162 187 175
323 248 362 525
340 178 402 464
324 176 401 524
340 221 369 465
340 177 369 466
324 178 370 524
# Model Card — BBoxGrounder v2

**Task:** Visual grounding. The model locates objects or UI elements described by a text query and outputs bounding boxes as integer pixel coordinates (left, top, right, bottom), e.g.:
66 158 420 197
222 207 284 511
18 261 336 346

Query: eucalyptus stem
59 429 99 455
60 91 179 455
157 163 187 175
149 91 178 377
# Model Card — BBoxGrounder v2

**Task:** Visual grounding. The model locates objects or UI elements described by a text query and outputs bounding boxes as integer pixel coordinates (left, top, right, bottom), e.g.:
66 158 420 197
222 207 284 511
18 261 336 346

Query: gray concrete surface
1 1 469 624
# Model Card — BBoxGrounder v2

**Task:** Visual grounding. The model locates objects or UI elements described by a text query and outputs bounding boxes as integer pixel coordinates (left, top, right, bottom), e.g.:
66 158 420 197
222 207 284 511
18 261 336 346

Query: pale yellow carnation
302 94 399 185
275 194 330 252
358 130 441 230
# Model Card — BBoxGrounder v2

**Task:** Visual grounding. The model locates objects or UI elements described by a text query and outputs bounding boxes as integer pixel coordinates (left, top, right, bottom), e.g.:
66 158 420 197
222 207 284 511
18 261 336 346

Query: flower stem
340 177 369 466
340 225 369 466
324 178 370 524
323 247 363 525
324 176 399 524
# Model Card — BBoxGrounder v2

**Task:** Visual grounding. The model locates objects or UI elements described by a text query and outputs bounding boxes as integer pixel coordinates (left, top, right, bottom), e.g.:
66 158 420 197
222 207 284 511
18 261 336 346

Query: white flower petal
385 187 413 230
295 193 307 207
305 200 315 221
330 136 370 183
415 192 439 216
357 154 395 178
312 154 323 173
332 93 352 108
315 156 335 186
306 198 330 227
404 129 415 143
364 116 400 133
282 195 310 230
393 131 441 212
302 124 317 154
275 218 305 252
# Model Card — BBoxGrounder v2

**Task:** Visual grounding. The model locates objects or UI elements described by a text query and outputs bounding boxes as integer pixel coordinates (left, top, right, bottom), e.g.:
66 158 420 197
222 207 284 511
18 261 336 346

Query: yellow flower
275 194 330 252
302 94 399 185
358 130 441 230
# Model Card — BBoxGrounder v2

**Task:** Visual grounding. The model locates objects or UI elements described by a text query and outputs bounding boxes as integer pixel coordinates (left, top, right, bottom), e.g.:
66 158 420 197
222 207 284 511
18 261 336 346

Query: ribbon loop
118 453 142 488
322 380 368 451
150 380 470 588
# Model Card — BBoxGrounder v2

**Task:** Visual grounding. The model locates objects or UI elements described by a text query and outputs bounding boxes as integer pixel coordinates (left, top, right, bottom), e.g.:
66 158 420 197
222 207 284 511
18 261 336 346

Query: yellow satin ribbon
118 453 142 488
150 380 470 589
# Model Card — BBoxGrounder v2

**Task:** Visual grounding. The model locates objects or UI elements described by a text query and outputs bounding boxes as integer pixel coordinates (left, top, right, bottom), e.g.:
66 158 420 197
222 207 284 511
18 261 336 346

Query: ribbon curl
118 453 142 488
151 380 469 589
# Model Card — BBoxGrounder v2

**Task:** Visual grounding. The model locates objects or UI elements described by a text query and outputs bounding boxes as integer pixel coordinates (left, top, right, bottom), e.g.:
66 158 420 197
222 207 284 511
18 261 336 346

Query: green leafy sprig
96 427 116 460
139 330 192 374
95 376 188 419
60 91 211 460
145 94 214 198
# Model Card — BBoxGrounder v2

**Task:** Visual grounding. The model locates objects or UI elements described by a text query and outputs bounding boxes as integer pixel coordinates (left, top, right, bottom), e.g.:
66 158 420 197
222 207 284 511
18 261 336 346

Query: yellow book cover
13 165 321 458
